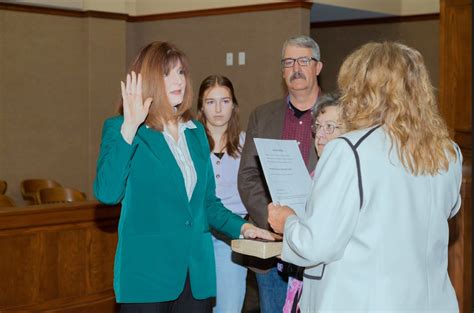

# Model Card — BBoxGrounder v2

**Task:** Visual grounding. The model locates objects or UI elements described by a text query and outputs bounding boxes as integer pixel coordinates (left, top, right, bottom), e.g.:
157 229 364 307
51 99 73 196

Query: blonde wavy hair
337 42 456 175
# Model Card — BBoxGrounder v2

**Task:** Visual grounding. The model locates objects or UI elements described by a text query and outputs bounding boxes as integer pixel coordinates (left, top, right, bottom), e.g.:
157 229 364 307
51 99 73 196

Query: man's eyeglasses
281 56 318 68
311 122 341 135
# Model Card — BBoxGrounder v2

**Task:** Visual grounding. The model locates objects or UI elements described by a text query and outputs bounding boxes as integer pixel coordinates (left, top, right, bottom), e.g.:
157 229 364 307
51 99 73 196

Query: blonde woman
268 42 462 312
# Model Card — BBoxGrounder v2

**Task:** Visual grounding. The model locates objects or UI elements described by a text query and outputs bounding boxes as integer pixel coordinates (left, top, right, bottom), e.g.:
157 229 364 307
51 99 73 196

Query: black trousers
120 273 213 313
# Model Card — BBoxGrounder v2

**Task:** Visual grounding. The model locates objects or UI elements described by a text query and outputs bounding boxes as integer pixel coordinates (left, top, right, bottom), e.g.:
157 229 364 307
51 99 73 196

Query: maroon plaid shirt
281 98 314 167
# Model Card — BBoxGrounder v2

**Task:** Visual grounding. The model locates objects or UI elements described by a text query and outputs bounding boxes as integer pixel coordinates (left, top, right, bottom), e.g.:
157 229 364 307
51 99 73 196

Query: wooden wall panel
439 0 472 149
0 233 42 306
0 202 120 312
440 1 472 312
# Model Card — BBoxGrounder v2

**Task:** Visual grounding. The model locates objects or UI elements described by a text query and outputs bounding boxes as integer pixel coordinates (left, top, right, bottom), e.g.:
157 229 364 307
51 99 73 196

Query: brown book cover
231 238 282 259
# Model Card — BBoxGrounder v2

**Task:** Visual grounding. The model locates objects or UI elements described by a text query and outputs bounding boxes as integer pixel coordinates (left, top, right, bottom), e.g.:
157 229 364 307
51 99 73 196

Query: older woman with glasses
312 93 345 157
282 93 344 313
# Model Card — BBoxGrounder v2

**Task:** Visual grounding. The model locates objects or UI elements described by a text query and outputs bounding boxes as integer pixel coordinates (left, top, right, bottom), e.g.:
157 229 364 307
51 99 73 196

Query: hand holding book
233 224 282 259
240 223 275 240
231 236 283 259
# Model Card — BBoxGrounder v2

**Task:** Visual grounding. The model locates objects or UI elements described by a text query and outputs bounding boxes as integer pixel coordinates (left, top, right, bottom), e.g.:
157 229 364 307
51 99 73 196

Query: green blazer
94 116 246 303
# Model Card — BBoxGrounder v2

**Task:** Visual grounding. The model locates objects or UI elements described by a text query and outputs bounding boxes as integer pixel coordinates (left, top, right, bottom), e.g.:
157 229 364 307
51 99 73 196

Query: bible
231 238 282 259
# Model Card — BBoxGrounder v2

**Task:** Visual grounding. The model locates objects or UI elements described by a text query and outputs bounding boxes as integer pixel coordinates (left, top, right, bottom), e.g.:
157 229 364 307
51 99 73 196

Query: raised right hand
120 71 153 143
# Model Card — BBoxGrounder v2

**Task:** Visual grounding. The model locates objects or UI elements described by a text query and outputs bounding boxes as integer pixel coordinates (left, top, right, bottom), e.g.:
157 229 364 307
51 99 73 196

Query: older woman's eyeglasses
281 56 318 68
311 122 341 135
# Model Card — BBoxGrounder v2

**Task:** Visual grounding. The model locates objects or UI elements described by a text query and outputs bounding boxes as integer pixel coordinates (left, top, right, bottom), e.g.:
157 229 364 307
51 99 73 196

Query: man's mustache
290 72 306 81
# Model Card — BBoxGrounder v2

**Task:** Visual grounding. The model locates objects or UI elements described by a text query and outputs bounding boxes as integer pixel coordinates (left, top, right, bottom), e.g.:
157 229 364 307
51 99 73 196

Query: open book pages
231 239 282 259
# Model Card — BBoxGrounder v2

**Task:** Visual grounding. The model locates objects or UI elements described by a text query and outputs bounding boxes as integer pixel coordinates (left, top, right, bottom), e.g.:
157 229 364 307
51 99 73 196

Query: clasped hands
267 202 296 234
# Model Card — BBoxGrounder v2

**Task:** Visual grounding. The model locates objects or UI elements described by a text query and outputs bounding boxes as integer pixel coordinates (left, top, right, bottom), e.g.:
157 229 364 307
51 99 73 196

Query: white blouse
162 120 197 201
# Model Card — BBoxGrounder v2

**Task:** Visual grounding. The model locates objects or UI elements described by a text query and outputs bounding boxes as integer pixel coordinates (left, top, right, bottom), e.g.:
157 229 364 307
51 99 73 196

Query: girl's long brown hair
338 42 456 175
197 75 242 158
118 41 193 131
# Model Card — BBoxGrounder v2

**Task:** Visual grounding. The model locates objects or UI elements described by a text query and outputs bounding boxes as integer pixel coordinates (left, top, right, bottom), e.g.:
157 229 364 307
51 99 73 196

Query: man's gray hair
282 35 321 61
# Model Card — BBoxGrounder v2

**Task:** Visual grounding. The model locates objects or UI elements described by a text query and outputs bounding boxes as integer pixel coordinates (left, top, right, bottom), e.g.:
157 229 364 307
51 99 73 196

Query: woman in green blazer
94 41 273 313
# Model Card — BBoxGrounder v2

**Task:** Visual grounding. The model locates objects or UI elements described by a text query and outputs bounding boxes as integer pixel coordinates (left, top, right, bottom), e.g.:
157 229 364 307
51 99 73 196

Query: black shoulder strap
339 137 363 209
339 125 381 210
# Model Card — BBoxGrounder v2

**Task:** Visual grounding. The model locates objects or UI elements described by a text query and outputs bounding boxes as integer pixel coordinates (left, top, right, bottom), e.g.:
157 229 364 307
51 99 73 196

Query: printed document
254 138 312 217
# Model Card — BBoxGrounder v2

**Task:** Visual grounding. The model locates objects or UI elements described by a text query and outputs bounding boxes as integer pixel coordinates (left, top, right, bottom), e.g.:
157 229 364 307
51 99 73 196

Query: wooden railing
0 201 120 312
0 182 470 312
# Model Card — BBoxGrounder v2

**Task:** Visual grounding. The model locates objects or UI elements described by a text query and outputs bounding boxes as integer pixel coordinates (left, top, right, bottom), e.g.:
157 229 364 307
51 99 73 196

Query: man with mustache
238 35 323 313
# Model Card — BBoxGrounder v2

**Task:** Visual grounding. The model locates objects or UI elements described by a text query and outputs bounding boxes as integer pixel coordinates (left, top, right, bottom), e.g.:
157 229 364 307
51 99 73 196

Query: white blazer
282 126 462 312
